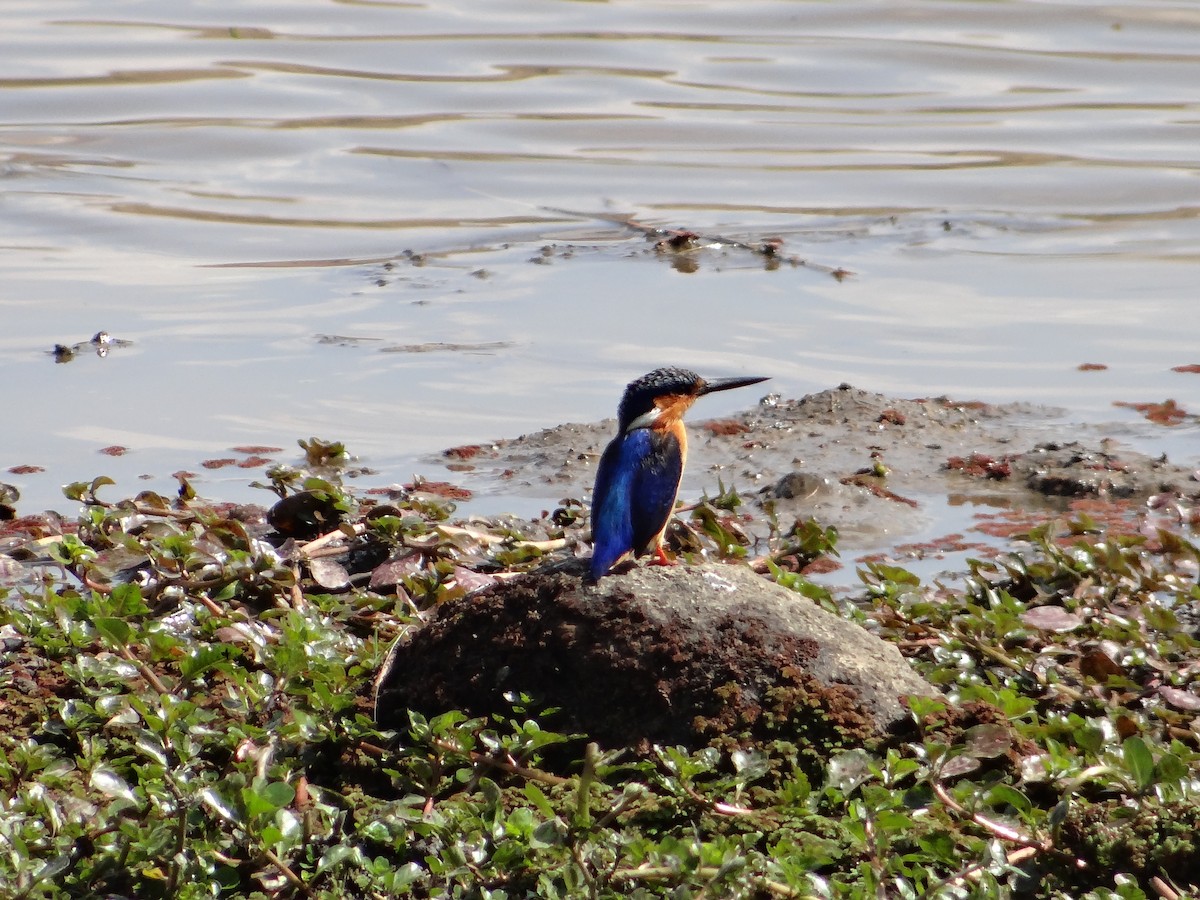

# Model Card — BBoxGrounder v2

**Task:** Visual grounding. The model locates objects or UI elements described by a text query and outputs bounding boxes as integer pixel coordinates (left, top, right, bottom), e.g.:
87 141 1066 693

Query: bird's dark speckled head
616 367 769 432
617 367 703 431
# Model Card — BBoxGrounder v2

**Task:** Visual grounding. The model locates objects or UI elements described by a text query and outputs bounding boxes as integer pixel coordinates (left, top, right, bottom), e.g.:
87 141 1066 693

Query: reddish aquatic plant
703 419 750 436
1113 398 1190 425
945 453 1013 479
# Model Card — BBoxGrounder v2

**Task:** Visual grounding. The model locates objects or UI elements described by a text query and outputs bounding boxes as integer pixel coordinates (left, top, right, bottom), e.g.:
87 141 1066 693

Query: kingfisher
588 367 769 582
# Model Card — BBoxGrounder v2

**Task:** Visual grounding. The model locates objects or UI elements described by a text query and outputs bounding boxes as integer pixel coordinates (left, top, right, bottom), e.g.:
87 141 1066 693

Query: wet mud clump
1015 441 1195 498
375 564 937 761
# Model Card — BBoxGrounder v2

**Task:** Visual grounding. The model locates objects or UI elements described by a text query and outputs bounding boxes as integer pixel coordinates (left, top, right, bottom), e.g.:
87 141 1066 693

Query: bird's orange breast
651 397 691 471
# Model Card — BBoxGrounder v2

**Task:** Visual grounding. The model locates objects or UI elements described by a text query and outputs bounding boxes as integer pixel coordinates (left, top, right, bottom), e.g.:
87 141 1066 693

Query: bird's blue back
589 427 683 581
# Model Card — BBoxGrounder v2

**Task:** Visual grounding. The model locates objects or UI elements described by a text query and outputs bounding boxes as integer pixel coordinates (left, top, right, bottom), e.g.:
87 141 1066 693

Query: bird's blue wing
590 429 682 580
589 431 643 580
630 430 683 553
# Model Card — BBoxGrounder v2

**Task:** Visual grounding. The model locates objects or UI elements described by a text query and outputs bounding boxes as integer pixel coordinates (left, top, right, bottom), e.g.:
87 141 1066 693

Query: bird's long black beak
698 375 770 396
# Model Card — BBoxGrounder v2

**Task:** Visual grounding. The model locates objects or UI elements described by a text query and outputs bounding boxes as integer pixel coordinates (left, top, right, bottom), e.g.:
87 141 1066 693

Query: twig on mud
438 523 569 553
923 780 1095 895
681 782 758 817
747 542 829 574
611 864 802 898
115 642 171 696
430 737 572 787
1151 876 1183 900
931 780 1051 851
838 474 919 507
917 846 1039 898
263 847 314 898
297 524 365 556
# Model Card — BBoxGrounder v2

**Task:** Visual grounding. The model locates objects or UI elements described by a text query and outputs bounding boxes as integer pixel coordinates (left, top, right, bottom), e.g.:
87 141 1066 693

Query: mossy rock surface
376 563 938 754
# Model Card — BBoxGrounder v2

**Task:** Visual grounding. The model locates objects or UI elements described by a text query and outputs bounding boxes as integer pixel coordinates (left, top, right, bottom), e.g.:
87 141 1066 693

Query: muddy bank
431 384 1199 557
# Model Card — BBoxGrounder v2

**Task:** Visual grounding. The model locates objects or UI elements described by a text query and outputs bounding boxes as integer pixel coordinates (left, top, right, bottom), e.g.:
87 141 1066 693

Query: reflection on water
2 0 1199 514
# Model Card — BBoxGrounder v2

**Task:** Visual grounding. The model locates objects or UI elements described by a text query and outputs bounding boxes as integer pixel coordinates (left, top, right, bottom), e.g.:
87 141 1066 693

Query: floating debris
48 330 133 363
380 340 514 354
315 334 383 347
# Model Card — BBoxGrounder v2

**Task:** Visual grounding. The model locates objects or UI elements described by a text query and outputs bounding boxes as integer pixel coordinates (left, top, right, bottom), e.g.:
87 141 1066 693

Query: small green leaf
827 749 875 794
1048 799 1071 830
90 766 137 803
180 644 232 680
317 844 362 874
201 788 240 824
93 617 132 647
1122 736 1155 791
63 481 89 501
273 808 303 852
1155 751 1187 785
524 783 555 818
262 780 297 810
531 819 565 849
985 784 1032 816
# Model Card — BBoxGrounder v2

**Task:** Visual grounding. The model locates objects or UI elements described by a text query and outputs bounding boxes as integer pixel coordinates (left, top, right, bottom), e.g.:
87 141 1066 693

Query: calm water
3 0 1199 515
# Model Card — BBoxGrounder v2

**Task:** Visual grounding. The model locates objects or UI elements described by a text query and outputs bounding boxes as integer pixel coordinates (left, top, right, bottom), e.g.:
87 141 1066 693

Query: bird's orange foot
649 546 676 567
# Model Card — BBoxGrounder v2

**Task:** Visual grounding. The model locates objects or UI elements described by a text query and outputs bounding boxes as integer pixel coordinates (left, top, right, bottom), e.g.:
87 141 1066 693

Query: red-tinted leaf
940 755 981 779
1115 715 1140 739
369 552 423 590
452 567 497 594
309 558 350 590
1079 649 1124 680
1021 606 1083 632
963 723 1012 759
1158 686 1200 711
406 481 472 501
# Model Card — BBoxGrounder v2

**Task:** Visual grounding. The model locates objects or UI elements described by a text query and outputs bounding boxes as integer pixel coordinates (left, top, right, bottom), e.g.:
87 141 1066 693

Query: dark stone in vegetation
267 489 345 540
375 564 937 756
0 482 17 521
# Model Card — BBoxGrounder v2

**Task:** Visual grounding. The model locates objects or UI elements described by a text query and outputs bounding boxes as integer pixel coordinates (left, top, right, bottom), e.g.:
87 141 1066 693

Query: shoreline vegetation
2 411 1199 899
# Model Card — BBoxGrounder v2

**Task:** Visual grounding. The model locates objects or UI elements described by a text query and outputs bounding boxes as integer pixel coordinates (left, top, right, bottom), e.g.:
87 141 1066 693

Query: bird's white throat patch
625 407 662 432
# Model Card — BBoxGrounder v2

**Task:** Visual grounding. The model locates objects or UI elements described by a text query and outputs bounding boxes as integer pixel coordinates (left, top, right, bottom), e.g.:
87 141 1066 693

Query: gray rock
375 562 939 753
595 564 939 730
